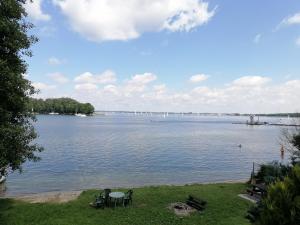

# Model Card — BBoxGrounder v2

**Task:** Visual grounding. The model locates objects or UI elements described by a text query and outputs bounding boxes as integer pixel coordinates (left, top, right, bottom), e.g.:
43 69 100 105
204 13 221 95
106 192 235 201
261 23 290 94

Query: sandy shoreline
0 179 247 203
7 191 83 203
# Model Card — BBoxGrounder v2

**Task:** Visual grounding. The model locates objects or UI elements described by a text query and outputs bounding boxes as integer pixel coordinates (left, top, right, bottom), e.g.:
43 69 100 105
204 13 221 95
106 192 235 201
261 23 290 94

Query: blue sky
24 0 300 113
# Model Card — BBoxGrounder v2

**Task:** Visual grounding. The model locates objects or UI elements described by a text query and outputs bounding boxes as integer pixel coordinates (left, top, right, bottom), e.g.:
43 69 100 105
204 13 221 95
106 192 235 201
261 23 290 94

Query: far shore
0 179 248 203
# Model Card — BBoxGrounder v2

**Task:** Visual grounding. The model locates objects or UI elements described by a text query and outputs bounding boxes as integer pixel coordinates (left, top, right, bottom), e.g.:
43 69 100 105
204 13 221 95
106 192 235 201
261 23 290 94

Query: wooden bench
247 188 259 196
247 183 267 198
186 195 207 211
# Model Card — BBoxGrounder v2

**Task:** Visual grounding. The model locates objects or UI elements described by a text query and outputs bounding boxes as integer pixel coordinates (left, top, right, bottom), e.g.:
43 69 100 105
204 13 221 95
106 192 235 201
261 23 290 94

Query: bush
254 161 290 185
250 166 300 225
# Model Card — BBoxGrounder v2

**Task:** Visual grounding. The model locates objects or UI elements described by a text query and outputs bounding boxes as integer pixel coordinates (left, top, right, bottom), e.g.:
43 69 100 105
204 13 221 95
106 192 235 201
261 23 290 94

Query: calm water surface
4 114 288 196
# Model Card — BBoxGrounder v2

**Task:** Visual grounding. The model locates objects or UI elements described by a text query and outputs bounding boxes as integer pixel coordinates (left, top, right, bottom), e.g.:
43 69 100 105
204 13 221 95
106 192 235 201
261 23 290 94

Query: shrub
250 166 300 225
254 161 290 185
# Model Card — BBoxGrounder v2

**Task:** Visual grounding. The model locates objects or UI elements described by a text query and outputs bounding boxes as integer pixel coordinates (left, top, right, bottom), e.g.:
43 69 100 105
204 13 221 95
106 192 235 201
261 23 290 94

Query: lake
3 114 289 196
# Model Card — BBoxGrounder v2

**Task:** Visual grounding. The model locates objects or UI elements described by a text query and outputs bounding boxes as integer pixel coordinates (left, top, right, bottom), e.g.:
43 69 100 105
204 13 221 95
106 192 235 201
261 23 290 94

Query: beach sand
11 191 82 203
1 180 248 203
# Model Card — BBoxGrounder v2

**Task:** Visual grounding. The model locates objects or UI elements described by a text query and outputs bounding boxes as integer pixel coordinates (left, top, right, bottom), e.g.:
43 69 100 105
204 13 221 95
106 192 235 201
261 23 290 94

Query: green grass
0 183 252 225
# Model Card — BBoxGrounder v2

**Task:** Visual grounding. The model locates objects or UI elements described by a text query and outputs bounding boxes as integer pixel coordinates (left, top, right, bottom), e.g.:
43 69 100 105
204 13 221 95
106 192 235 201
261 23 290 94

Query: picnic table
109 192 125 207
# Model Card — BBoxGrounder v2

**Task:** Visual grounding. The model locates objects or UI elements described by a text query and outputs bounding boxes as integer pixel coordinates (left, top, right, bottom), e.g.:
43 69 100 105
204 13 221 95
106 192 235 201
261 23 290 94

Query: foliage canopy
27 98 95 115
0 0 42 175
249 128 300 225
254 161 290 185
253 166 300 225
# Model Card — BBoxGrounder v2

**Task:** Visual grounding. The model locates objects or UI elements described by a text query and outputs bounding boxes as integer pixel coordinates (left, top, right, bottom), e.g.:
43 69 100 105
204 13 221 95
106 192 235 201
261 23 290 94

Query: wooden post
251 162 255 185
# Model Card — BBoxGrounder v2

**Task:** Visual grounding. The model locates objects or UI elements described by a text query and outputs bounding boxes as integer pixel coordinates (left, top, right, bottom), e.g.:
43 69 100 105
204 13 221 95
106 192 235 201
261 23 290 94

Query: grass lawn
0 183 252 225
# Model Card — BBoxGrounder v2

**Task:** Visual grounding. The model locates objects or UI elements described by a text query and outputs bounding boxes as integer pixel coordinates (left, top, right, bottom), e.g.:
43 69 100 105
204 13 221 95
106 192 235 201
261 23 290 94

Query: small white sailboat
75 113 87 117
287 115 291 125
74 108 87 117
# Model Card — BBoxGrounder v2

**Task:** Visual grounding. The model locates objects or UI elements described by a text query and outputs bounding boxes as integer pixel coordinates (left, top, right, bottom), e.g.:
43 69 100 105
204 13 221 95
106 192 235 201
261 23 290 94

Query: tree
0 0 43 175
253 166 300 225
291 133 300 164
248 125 300 224
27 98 95 115
281 123 300 165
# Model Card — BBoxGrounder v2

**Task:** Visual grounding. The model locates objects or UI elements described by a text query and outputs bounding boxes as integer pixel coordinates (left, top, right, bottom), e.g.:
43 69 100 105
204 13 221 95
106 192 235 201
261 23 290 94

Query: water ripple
5 114 286 195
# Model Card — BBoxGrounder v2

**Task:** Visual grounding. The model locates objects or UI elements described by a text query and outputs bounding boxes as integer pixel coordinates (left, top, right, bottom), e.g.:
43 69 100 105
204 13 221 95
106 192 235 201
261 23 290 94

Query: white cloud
74 70 116 84
253 34 261 43
103 85 119 95
48 57 64 65
53 0 215 42
33 73 300 113
276 12 300 30
153 84 167 94
192 86 210 94
124 73 157 95
33 82 56 91
285 79 300 87
48 72 69 84
75 83 98 91
162 1 215 32
190 74 209 83
281 12 300 26
231 76 271 87
24 0 51 21
129 73 157 85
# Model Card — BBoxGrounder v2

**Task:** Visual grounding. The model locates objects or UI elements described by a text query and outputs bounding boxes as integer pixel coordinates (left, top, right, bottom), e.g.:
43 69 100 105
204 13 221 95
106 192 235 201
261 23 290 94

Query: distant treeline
245 113 300 118
27 98 95 115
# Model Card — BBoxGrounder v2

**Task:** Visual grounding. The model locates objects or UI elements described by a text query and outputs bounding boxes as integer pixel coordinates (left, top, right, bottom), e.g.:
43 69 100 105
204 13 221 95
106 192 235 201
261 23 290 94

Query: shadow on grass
0 198 14 225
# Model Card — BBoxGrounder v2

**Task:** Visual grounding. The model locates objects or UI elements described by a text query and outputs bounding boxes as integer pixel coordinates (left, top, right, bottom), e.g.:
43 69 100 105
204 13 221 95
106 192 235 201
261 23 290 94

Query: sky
23 0 300 113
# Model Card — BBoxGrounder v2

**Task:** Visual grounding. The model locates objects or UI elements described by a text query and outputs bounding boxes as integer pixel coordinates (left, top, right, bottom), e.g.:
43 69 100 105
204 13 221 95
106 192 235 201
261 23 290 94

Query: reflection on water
4 114 287 196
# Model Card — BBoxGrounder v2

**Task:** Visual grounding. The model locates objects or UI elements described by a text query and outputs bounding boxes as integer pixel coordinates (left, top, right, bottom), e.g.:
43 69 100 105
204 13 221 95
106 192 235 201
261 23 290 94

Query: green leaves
255 166 300 225
255 161 290 185
0 0 42 175
27 98 95 115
